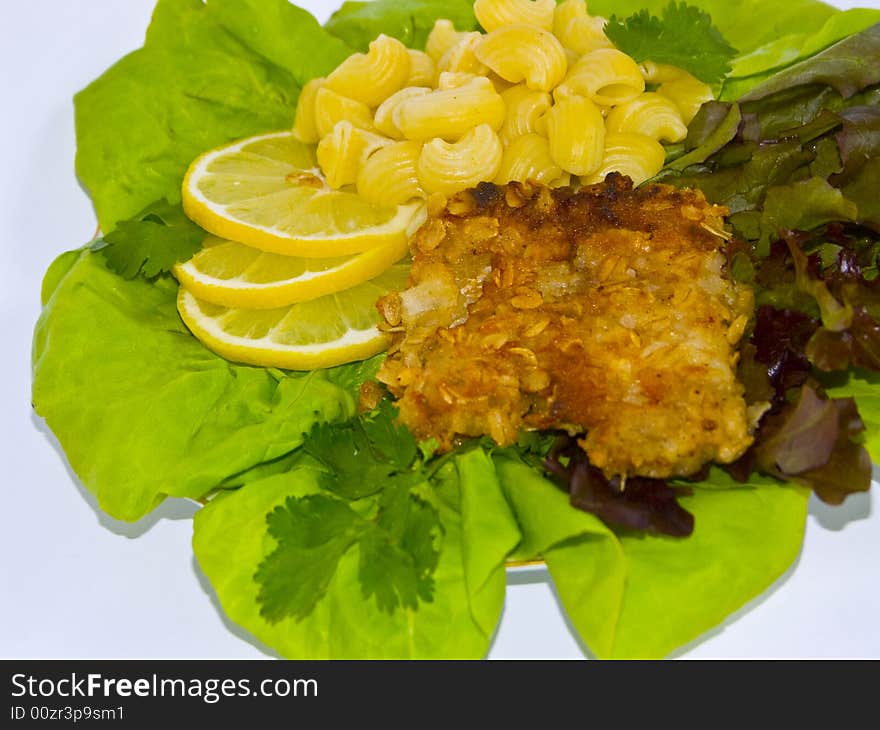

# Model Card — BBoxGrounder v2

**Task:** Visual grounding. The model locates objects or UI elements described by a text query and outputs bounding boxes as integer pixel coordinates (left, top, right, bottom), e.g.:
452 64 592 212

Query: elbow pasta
299 4 717 205
604 93 688 143
325 34 411 108
418 124 504 195
499 84 552 143
406 50 436 86
291 77 324 144
545 95 606 176
557 48 645 106
436 71 478 90
474 0 556 32
582 133 666 186
474 25 568 92
437 32 489 76
495 133 567 186
358 141 426 206
425 19 467 62
316 122 392 189
374 87 432 139
553 0 612 55
313 87 375 139
396 76 506 141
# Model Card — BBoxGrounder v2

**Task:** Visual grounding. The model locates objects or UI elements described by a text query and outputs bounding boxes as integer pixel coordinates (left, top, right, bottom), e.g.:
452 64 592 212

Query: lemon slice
177 264 409 370
182 131 420 257
173 234 408 309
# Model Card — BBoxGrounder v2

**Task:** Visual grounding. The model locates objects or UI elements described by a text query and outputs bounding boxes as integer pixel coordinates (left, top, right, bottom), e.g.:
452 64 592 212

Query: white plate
2 0 879 659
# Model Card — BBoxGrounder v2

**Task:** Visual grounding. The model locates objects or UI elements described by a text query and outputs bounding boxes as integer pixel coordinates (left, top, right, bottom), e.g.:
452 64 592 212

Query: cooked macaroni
295 4 714 205
418 124 504 195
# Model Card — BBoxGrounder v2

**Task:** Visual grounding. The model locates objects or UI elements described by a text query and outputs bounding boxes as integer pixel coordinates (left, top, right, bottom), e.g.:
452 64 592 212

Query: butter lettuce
496 459 809 659
75 0 351 233
192 449 517 658
33 252 360 521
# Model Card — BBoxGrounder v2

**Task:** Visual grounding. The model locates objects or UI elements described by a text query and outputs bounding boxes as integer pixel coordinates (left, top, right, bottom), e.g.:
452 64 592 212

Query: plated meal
31 0 880 658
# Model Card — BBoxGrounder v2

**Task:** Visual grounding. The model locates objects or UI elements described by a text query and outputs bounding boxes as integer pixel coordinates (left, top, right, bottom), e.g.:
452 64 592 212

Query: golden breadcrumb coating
376 175 755 479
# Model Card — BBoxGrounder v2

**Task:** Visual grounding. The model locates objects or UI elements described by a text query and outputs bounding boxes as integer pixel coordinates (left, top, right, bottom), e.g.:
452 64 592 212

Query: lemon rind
173 237 407 309
182 131 420 258
177 288 390 370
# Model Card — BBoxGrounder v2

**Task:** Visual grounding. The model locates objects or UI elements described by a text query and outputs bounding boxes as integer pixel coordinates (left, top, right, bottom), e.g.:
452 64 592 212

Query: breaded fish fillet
376 175 755 479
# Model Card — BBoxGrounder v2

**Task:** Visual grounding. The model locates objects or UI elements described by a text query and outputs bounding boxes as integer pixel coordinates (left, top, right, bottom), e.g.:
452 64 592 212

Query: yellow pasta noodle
474 0 555 32
605 92 688 143
499 84 552 143
314 87 375 138
418 124 504 195
317 122 393 189
639 61 684 84
553 0 612 55
545 95 605 176
396 76 506 141
374 87 432 139
436 71 477 89
357 140 426 206
406 49 437 87
582 133 666 186
291 77 324 144
640 62 713 123
325 34 411 108
495 133 566 186
474 24 567 92
438 32 489 76
557 48 645 106
425 19 467 63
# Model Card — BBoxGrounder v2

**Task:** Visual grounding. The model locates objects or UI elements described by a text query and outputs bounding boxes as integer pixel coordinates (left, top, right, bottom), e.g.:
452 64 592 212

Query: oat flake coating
377 174 755 479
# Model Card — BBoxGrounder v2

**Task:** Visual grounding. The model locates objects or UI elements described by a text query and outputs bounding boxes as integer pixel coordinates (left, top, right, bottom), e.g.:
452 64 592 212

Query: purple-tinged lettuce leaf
543 435 695 538
754 386 871 504
825 369 880 462
760 177 858 248
750 305 818 403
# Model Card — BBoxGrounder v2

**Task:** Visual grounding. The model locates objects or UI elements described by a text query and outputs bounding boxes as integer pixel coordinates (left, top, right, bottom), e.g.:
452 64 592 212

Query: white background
2 0 879 660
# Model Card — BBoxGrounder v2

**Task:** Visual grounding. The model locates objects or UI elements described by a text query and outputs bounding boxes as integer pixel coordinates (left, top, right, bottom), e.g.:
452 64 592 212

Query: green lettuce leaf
590 0 835 58
75 0 351 233
728 10 880 80
325 0 478 50
495 459 809 659
32 251 360 521
825 369 880 462
192 450 517 658
589 1 880 99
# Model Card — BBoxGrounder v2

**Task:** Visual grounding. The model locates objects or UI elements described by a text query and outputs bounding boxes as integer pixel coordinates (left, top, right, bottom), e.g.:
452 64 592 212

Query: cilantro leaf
255 495 366 623
96 200 204 279
304 420 394 500
303 400 418 500
255 402 442 622
360 399 419 467
605 2 737 86
358 479 441 613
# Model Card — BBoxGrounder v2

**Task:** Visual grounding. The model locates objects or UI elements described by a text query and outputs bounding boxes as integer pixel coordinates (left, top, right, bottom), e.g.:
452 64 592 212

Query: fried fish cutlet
376 174 755 479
